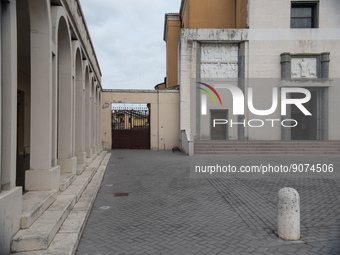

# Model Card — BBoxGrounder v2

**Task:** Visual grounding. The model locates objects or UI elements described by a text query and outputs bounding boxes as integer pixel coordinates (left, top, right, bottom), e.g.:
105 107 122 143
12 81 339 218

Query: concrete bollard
278 187 300 240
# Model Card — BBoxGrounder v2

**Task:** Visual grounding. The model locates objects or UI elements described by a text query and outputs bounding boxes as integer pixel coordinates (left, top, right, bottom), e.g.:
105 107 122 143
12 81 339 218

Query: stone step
194 141 340 145
194 141 340 155
11 194 77 252
195 145 340 150
13 153 111 255
194 140 340 144
76 164 86 176
20 191 58 229
59 173 76 192
195 145 340 149
195 150 340 155
11 151 108 253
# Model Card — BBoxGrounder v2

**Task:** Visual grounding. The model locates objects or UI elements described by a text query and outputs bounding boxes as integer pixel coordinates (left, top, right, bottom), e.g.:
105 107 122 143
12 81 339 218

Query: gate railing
112 107 150 130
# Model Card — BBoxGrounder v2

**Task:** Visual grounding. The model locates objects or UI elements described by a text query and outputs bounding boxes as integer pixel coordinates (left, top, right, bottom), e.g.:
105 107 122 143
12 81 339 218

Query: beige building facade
102 90 180 151
0 0 103 253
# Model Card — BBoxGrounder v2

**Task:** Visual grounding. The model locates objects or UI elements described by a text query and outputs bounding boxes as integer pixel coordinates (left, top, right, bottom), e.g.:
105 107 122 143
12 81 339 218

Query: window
291 2 318 28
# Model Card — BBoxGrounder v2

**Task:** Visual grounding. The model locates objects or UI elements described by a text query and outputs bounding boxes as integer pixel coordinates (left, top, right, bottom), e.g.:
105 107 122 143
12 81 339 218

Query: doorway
210 110 228 140
16 90 29 189
291 90 322 140
112 105 150 149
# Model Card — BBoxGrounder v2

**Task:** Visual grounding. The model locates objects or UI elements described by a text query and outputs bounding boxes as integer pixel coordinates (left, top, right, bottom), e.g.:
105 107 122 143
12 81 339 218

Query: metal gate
111 107 150 149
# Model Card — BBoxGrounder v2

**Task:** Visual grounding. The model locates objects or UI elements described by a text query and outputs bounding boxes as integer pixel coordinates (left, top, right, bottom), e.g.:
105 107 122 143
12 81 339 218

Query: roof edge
163 13 180 42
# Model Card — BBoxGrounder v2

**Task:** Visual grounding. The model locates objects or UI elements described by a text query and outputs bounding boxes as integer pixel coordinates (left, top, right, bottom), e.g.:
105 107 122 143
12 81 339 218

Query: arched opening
93 85 98 154
85 67 92 158
98 91 101 151
75 48 85 165
16 0 31 191
57 16 75 173
90 78 95 155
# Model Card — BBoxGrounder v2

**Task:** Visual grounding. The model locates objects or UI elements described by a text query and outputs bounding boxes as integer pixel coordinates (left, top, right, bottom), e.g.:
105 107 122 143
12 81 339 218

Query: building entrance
210 110 228 140
111 105 150 149
291 89 326 140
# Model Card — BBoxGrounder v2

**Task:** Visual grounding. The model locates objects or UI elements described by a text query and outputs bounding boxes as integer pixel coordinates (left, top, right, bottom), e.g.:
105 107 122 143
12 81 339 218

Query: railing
111 107 151 149
112 107 150 130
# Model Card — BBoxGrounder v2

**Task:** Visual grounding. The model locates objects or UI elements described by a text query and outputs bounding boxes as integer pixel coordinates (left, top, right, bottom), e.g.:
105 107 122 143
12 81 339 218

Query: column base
25 166 61 191
0 187 22 254
86 147 93 158
76 151 86 165
58 157 77 174
90 146 96 158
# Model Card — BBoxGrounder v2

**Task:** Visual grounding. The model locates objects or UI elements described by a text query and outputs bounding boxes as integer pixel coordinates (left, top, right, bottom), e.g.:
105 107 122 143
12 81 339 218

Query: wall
247 0 340 140
165 15 181 88
180 0 248 29
178 18 340 142
236 0 248 28
102 90 180 150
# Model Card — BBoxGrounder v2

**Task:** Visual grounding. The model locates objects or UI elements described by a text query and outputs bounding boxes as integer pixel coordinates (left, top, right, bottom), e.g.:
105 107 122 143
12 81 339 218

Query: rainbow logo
196 82 223 106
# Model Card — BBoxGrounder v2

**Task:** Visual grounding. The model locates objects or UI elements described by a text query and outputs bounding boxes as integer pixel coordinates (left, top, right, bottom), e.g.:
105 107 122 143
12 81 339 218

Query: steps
194 141 340 155
11 152 111 254
20 191 58 230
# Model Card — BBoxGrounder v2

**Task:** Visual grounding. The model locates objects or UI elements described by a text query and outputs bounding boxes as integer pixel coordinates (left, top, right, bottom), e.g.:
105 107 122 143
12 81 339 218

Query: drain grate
114 193 129 197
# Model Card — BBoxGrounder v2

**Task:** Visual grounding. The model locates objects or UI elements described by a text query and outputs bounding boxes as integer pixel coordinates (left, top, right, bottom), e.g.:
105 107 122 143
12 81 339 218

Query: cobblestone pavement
76 150 340 255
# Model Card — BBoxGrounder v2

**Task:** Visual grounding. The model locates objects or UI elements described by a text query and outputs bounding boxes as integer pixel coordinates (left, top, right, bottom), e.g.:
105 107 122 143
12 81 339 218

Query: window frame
290 1 319 29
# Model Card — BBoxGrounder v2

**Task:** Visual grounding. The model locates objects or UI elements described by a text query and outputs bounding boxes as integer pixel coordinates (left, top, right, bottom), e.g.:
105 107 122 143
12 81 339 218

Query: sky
79 0 180 90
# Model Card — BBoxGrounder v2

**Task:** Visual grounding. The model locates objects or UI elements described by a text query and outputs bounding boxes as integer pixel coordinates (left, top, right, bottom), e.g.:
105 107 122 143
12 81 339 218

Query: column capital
280 52 291 63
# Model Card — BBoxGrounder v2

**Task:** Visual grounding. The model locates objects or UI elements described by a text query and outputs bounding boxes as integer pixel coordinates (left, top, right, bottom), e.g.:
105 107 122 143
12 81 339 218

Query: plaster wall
181 0 241 29
248 0 340 29
165 17 181 88
0 187 22 255
179 16 340 141
102 90 180 150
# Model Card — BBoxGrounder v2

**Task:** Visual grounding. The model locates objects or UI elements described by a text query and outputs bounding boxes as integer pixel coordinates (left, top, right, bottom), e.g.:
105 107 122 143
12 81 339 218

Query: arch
90 76 96 154
74 44 86 165
84 65 92 158
98 90 102 151
97 87 101 152
55 14 76 173
91 78 97 154
17 0 31 190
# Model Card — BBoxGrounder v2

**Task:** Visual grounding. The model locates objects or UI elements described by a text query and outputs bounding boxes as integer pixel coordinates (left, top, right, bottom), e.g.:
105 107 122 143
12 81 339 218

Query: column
25 0 60 191
320 52 330 79
85 71 92 158
0 0 2 193
280 53 291 140
0 1 22 254
320 53 330 141
1 0 17 191
238 42 246 140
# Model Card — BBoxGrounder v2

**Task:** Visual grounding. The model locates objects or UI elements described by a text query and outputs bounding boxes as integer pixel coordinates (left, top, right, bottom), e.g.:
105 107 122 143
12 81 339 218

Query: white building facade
0 0 103 253
178 0 340 153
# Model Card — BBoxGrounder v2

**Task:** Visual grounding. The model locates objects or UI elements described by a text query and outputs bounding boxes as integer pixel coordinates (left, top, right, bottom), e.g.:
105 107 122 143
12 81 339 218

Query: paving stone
76 151 340 255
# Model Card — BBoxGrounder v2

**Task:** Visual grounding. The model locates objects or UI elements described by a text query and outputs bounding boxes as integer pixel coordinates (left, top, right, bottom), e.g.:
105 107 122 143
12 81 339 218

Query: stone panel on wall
200 44 238 79
291 58 317 78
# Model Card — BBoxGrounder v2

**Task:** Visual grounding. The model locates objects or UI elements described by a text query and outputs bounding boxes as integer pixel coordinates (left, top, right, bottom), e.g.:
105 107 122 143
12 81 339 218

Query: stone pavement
76 150 340 255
